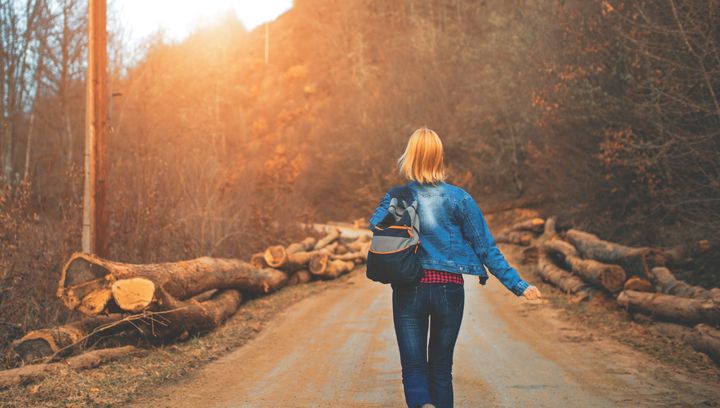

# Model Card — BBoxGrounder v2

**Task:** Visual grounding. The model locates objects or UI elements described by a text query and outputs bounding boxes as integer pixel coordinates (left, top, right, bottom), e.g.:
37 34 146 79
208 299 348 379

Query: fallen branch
0 346 144 389
11 314 126 364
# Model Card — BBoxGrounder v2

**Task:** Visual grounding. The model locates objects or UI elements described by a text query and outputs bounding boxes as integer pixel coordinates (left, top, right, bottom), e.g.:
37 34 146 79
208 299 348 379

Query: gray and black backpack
366 185 423 287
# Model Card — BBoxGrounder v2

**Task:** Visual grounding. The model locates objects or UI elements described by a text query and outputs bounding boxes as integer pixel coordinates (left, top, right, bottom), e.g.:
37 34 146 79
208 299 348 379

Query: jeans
392 282 465 408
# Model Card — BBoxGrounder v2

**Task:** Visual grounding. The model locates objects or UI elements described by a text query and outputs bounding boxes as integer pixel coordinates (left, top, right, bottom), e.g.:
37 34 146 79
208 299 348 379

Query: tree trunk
263 237 316 270
330 243 369 262
564 229 651 276
506 217 545 233
287 269 312 286
11 314 125 363
314 227 340 250
309 253 355 279
617 290 720 326
536 251 595 300
649 267 720 300
541 239 626 292
146 288 242 340
57 252 287 316
0 346 143 389
521 216 556 264
250 252 268 268
653 322 720 364
495 230 534 246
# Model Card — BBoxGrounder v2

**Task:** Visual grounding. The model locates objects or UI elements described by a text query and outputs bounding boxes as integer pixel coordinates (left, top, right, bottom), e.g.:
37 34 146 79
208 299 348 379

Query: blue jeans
392 282 465 408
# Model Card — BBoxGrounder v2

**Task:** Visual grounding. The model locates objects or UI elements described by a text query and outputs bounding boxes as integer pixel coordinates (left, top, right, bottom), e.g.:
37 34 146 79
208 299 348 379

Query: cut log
617 290 720 326
495 230 534 246
148 288 242 340
287 270 312 286
309 253 355 279
649 267 720 300
688 324 720 364
58 253 287 316
314 227 340 250
250 252 268 268
263 245 288 269
263 237 316 269
564 229 652 276
11 314 126 363
540 236 626 292
0 346 144 389
623 276 654 292
653 322 720 364
286 237 317 254
506 218 545 233
330 241 370 262
521 216 556 264
536 251 595 300
263 238 333 272
346 235 370 252
111 278 156 312
661 240 712 266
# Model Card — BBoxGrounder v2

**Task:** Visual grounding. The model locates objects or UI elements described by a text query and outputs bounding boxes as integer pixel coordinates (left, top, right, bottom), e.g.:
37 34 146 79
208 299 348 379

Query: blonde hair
397 127 447 184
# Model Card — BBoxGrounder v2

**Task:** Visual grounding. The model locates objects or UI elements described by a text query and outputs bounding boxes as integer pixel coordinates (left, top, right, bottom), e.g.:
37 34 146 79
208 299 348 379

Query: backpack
366 185 423 286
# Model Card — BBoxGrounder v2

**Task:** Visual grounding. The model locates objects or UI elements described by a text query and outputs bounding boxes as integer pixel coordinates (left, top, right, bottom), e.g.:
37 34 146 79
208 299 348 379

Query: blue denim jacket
369 180 530 296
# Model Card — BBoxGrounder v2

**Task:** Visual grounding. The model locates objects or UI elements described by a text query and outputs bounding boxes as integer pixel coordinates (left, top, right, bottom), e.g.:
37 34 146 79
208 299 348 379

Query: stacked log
496 218 544 246
8 225 371 370
500 214 719 364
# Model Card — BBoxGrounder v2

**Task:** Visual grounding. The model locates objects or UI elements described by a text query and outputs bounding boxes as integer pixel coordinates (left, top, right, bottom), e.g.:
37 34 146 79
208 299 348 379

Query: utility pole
82 0 109 256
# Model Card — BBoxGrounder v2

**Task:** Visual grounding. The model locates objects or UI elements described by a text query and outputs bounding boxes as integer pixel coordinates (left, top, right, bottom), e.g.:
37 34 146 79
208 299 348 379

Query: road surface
134 245 720 407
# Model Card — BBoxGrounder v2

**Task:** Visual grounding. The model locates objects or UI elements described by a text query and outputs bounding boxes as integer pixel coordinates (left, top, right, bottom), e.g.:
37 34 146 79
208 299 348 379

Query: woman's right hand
522 285 542 301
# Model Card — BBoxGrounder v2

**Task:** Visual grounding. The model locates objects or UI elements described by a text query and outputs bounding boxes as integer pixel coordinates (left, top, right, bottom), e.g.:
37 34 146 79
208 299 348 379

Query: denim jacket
369 180 530 296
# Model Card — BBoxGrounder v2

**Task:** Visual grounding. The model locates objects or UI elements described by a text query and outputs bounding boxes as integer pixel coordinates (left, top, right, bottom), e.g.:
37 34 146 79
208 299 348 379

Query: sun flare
117 0 293 44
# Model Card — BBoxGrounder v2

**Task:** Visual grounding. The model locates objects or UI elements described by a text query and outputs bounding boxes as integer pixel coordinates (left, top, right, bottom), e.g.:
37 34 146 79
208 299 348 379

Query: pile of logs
498 216 720 364
2 227 370 387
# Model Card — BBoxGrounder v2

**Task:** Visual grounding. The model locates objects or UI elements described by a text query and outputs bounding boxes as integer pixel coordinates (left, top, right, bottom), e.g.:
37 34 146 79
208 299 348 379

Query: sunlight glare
118 0 293 44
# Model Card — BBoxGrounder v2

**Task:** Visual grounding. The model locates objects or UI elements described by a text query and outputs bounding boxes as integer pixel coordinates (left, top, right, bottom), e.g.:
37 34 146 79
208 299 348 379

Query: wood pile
3 227 370 387
505 215 719 364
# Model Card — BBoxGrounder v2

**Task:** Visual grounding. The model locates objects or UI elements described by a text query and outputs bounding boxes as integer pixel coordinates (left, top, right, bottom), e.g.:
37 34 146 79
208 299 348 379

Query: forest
0 0 718 377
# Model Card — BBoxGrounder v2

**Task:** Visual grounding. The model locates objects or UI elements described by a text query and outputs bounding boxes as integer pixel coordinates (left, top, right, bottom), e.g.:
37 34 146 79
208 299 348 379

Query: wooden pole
82 0 109 256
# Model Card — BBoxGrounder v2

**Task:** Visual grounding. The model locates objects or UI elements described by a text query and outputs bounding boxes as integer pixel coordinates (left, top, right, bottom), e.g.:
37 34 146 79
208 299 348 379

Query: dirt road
133 245 720 407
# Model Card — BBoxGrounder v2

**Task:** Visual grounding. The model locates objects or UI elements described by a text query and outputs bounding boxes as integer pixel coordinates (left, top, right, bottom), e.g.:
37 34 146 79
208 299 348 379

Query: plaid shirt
419 269 464 284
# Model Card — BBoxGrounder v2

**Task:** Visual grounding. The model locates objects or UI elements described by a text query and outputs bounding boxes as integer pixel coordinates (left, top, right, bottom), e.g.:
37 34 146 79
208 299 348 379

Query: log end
111 278 156 312
309 253 329 275
78 289 113 316
264 245 287 268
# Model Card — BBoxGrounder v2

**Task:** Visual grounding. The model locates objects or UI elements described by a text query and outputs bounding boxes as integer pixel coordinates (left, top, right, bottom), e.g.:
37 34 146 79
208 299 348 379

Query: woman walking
368 127 542 408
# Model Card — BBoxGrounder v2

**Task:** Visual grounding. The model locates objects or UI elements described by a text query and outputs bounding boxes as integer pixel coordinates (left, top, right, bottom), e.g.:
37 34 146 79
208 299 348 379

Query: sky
116 0 293 45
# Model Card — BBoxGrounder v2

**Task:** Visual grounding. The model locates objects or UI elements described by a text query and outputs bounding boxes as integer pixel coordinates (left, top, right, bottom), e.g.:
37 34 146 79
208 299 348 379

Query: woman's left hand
522 285 542 301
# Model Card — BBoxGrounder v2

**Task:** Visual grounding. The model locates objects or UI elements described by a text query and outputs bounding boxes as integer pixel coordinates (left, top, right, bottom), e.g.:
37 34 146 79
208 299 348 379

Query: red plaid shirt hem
419 269 464 284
